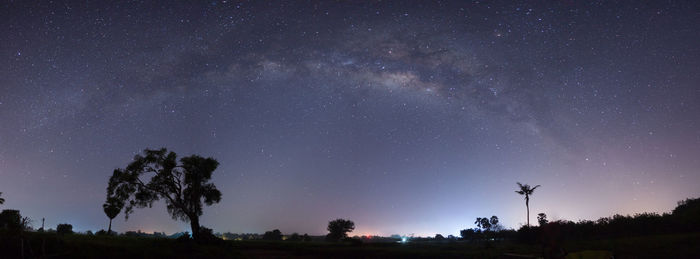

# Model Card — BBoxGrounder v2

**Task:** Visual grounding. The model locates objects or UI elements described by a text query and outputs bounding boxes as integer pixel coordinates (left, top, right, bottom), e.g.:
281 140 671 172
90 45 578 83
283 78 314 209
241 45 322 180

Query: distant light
401 237 408 243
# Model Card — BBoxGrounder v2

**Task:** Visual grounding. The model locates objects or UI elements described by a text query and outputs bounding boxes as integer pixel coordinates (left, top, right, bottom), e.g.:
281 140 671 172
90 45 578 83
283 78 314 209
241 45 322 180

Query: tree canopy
263 229 283 240
475 216 500 231
326 218 355 241
103 196 123 234
106 148 222 241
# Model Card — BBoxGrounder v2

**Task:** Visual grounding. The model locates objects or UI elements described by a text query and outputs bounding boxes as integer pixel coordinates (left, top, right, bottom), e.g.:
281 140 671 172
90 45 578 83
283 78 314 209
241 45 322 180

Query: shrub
263 229 283 241
302 233 312 242
288 233 301 241
196 226 223 244
0 210 21 231
344 237 363 246
56 224 73 235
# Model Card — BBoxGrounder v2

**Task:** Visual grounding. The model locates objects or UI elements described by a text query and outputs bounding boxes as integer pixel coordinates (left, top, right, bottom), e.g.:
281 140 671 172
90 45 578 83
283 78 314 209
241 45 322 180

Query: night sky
1 1 699 237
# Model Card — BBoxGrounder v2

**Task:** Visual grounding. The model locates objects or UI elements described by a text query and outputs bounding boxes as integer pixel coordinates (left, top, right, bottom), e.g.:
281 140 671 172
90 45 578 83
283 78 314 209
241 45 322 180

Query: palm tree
515 182 541 227
103 197 123 234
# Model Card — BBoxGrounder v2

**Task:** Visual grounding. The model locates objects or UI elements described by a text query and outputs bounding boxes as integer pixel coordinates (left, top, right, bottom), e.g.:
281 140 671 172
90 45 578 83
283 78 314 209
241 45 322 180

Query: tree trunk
526 196 530 227
526 204 530 227
190 215 201 241
108 218 113 234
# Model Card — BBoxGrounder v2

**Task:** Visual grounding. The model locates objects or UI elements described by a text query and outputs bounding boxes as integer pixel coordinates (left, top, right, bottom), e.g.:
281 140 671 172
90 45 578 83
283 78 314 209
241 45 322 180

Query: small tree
57 223 73 235
288 232 301 241
489 216 501 231
475 216 501 232
20 216 32 231
537 213 548 226
262 229 283 240
434 234 445 240
475 217 492 231
460 228 477 241
326 218 355 241
0 210 21 230
103 197 123 235
107 148 222 241
302 233 312 242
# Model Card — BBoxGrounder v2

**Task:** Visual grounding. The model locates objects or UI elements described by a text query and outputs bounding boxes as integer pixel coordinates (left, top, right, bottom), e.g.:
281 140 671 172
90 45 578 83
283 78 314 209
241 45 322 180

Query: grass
1 231 241 258
561 232 700 258
2 231 699 258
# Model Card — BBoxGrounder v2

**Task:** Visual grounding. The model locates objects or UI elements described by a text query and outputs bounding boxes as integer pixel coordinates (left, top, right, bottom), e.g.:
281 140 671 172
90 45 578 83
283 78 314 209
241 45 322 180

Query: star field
1 1 699 236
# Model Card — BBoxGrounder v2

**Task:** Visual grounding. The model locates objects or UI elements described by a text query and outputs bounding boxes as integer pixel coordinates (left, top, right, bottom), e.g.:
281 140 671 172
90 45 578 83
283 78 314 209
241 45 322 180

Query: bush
0 210 22 231
176 232 192 243
288 232 301 241
263 229 283 241
197 226 223 244
516 225 538 244
56 224 73 235
673 198 700 231
302 233 312 242
344 237 363 246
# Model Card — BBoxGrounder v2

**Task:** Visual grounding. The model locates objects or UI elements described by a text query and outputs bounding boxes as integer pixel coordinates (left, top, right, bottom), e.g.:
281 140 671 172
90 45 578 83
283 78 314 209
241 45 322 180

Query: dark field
2 231 700 258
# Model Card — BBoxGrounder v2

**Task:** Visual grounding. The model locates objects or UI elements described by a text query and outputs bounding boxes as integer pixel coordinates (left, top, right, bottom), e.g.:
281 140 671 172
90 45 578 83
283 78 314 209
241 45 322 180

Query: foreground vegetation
1 196 699 257
1 230 699 258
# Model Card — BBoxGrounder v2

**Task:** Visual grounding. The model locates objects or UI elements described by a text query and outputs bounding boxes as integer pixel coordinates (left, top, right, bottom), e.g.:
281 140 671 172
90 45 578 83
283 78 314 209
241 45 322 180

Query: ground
1 231 699 258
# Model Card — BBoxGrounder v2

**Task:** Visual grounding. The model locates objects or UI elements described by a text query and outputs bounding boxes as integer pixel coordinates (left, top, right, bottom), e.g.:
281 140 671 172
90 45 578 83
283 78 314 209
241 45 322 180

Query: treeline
452 197 700 243
516 197 700 243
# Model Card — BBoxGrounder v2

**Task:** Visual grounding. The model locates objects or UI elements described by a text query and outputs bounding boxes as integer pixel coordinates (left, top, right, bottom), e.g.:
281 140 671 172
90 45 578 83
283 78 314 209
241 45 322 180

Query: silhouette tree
102 197 123 235
515 182 541 227
460 228 476 240
672 197 700 230
326 218 355 241
0 192 4 206
288 232 301 241
490 215 500 230
106 148 222 241
475 216 500 231
434 234 445 240
537 213 548 226
302 233 312 242
0 210 21 230
475 217 492 231
57 223 73 235
263 229 283 240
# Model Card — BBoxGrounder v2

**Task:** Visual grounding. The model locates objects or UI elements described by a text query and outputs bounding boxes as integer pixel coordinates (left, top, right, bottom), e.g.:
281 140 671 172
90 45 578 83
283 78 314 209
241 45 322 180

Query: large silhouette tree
326 218 355 241
102 197 123 234
515 182 541 227
107 148 222 241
